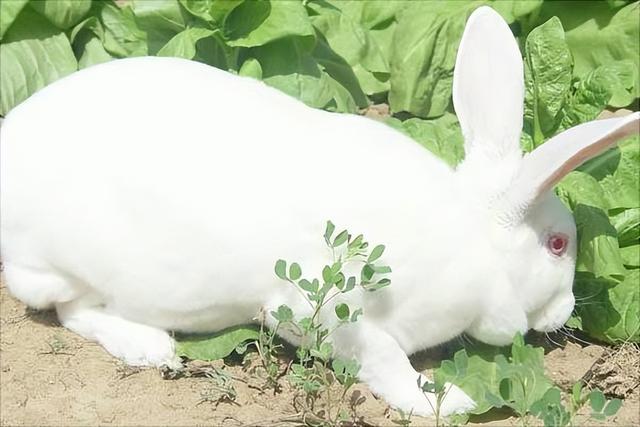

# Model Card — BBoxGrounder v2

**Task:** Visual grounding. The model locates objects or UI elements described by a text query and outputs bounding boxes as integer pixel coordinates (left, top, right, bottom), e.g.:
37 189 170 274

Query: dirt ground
1 281 638 427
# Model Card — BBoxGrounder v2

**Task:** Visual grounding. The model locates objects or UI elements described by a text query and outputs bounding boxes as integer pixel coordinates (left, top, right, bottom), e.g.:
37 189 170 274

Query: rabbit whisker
465 333 476 346
573 301 607 307
574 291 601 302
558 326 593 346
545 332 564 348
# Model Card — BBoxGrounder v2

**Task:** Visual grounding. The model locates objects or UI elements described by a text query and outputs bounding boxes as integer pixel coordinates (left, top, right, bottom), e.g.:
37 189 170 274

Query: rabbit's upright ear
453 6 524 161
502 113 639 220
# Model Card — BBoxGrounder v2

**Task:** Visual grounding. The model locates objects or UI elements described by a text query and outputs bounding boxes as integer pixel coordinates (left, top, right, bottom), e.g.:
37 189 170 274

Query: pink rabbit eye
547 234 568 256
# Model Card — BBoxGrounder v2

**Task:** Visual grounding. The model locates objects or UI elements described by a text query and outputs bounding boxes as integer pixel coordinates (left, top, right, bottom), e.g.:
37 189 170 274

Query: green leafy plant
518 6 639 344
3 1 636 118
196 366 239 407
587 389 623 423
175 325 259 361
417 376 453 427
270 220 390 426
41 333 72 356
529 382 623 427
436 334 623 426
488 336 554 422
391 408 414 427
253 306 288 391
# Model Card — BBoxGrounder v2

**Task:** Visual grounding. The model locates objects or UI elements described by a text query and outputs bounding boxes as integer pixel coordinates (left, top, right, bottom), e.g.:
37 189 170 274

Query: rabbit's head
452 7 639 345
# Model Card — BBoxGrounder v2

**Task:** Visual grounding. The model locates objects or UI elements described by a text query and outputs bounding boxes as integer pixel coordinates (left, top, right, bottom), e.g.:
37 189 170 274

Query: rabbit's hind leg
2 263 83 309
56 295 181 368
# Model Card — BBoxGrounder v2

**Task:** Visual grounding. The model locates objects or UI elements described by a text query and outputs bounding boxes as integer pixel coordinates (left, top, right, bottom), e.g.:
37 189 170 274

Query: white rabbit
1 6 638 416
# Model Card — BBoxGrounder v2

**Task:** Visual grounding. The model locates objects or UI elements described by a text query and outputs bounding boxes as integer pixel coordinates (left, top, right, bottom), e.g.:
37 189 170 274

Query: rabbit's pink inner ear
536 118 639 194
502 113 639 218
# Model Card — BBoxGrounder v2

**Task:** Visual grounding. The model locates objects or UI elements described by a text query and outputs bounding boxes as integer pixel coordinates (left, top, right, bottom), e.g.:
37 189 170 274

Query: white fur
1 6 638 416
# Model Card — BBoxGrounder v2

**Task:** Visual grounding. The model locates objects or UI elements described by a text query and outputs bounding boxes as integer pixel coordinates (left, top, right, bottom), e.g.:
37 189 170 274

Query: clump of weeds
40 333 74 356
526 381 622 427
196 366 239 407
391 408 414 426
249 309 289 393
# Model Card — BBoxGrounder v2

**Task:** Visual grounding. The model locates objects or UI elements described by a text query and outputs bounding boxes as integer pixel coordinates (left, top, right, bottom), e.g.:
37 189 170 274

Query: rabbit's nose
529 293 575 332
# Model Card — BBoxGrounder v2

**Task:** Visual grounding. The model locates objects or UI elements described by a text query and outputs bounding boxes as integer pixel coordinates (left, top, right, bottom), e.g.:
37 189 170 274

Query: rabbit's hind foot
2 263 83 309
56 296 181 369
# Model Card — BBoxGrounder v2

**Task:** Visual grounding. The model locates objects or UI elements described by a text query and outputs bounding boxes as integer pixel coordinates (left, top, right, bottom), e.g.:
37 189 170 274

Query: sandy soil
1 281 638 427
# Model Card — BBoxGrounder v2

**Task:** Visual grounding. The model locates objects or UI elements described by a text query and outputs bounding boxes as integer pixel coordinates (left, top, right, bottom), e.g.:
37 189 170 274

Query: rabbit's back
0 57 459 331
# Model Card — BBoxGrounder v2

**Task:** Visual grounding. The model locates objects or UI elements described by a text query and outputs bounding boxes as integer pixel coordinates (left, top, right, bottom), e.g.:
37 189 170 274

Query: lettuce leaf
178 0 243 26
131 0 188 54
75 34 114 69
391 113 465 167
176 325 260 361
524 17 573 148
0 0 28 40
30 0 91 30
157 27 216 59
389 1 475 118
535 1 639 107
224 0 314 48
598 137 640 209
307 0 390 97
573 271 640 343
249 37 358 113
0 7 77 115
70 2 147 59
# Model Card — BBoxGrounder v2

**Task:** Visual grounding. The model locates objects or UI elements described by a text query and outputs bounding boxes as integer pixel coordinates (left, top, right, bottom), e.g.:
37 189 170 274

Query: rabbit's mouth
528 293 575 332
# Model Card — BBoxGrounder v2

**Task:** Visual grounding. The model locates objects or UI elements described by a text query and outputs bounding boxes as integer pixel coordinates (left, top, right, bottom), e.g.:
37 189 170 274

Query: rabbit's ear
453 6 524 160
501 113 639 220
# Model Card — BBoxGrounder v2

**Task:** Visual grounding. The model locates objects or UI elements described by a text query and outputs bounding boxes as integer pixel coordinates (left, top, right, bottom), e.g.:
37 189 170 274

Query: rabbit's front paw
399 383 475 417
438 383 476 416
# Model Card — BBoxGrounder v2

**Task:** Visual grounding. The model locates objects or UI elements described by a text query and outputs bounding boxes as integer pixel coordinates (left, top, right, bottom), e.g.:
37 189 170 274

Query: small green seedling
587 389 622 422
392 408 414 426
253 306 288 392
268 220 391 426
418 376 447 427
529 387 571 427
196 366 238 407
528 382 622 427
41 334 72 356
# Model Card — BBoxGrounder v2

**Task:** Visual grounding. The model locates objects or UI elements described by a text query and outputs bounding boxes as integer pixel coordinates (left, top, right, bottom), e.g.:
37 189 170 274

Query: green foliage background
0 0 638 344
